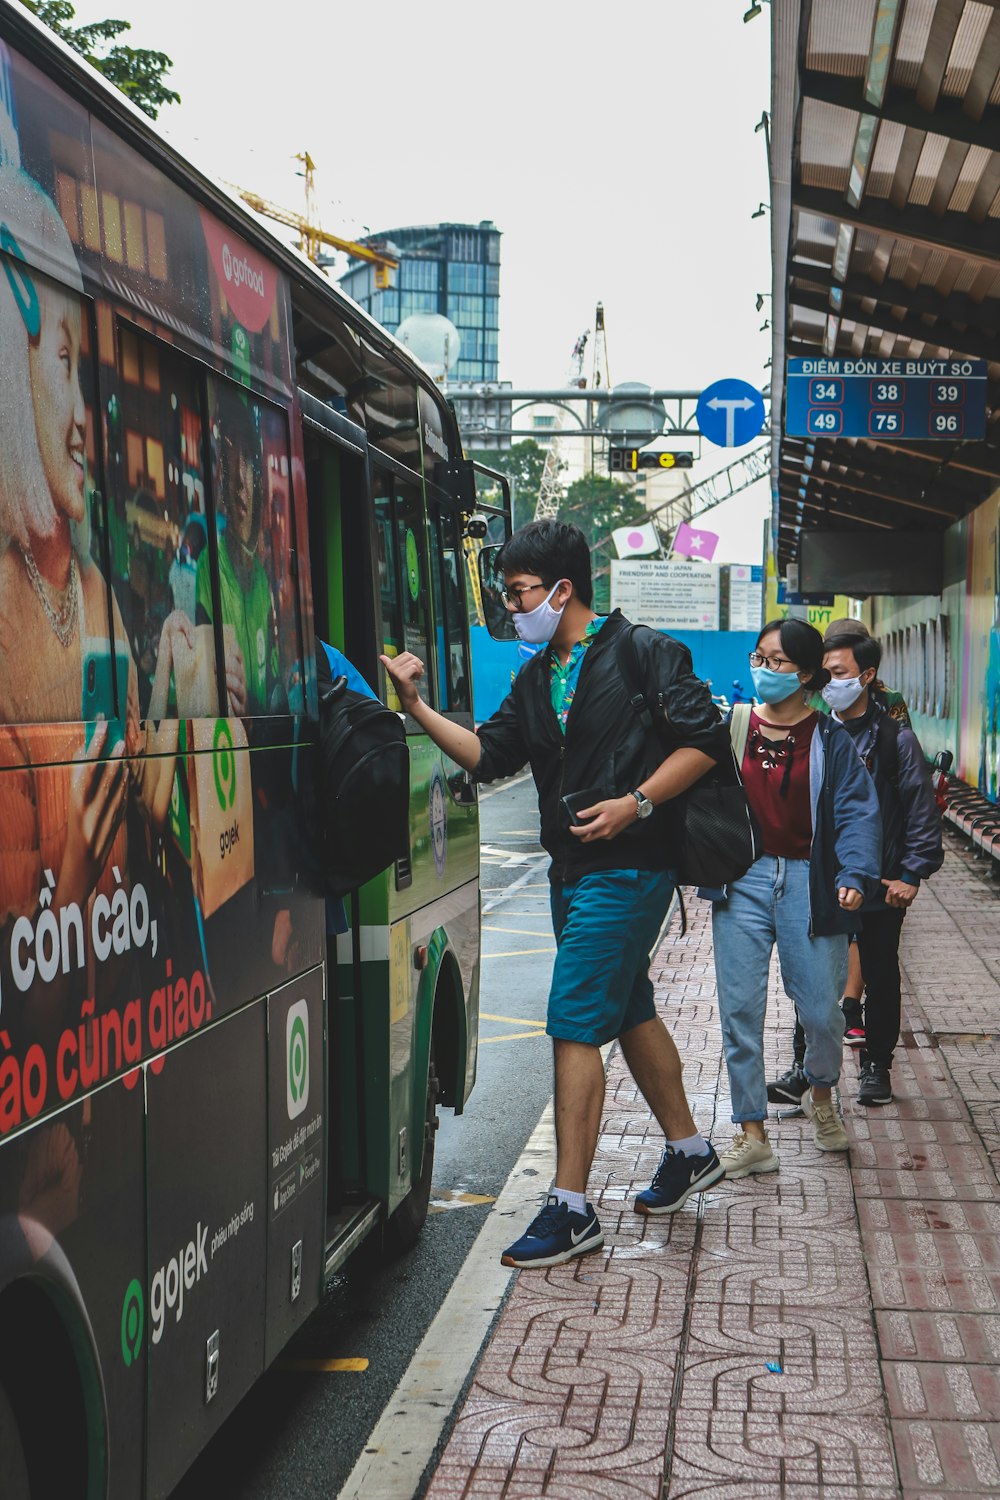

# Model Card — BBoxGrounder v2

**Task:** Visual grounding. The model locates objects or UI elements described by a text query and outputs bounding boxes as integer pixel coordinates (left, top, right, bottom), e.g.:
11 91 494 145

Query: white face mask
822 675 868 712
512 581 566 645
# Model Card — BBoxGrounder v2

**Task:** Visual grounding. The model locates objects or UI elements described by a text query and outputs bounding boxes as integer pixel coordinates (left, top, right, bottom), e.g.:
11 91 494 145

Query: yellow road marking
482 947 556 958
481 1011 547 1026
428 1191 497 1213
277 1357 369 1372
483 924 553 936
480 1028 548 1044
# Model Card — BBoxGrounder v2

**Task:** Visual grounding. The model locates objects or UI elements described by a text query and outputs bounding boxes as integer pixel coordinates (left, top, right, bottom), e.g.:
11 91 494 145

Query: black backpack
315 649 410 896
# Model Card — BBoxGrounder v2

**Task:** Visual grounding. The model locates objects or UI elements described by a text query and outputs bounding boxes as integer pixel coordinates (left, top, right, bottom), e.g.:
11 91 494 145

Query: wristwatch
630 790 654 820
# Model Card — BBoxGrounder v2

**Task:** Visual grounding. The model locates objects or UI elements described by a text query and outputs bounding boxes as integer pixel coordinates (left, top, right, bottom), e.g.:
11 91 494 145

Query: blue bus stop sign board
785 357 988 440
696 378 767 448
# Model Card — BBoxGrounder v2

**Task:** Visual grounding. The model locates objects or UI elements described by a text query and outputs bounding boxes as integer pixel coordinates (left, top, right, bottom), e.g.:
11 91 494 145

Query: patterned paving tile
426 851 1000 1500
883 1361 1000 1421
893 1419 1000 1491
876 1310 1000 1364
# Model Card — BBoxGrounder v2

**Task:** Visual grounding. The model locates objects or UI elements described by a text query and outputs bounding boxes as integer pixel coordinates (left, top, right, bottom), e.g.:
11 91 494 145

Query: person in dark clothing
774 632 942 1107
381 520 730 1269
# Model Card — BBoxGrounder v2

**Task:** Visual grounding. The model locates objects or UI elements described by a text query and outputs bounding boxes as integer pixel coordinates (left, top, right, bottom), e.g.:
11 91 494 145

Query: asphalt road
171 772 554 1500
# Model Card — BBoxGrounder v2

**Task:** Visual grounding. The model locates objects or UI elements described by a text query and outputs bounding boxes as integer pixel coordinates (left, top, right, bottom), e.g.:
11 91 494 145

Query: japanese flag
612 522 659 558
672 522 719 561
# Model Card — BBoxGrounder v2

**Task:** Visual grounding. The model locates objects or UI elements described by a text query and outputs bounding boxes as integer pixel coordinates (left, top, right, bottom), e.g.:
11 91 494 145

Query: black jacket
475 611 729 882
839 701 944 907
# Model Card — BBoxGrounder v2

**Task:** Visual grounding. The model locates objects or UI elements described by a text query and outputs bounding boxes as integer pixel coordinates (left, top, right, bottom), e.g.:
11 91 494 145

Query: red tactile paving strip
423 846 1000 1498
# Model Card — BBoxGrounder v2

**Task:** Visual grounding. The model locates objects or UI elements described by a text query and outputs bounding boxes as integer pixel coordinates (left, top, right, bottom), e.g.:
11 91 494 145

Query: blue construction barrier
471 625 759 723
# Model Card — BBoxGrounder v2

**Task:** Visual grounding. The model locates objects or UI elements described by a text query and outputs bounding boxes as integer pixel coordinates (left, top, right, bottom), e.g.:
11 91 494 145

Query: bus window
201 377 304 716
429 507 471 713
0 255 119 727
395 481 430 666
373 470 402 661
361 341 421 471
111 325 214 718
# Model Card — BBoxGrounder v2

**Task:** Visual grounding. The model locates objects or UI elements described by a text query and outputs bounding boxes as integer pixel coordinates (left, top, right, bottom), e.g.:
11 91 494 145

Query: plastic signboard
785 357 988 440
611 559 720 630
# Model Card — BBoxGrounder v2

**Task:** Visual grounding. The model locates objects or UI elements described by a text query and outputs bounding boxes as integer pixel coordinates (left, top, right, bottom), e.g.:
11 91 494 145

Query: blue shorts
547 869 676 1046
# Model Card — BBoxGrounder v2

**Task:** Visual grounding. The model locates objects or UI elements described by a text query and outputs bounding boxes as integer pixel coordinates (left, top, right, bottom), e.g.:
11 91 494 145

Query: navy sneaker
634 1144 725 1216
500 1194 604 1268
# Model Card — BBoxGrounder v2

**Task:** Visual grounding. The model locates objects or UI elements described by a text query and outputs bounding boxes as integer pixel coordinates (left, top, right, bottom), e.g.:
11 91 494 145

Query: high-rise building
339 221 501 384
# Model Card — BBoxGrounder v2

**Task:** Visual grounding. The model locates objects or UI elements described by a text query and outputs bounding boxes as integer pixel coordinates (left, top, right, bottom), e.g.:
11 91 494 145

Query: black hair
495 520 593 608
216 384 262 544
824 632 882 675
756 616 829 693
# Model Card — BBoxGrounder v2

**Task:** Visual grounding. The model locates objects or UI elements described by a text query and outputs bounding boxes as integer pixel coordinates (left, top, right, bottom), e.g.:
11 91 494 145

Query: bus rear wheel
384 1047 440 1256
0 1381 30 1500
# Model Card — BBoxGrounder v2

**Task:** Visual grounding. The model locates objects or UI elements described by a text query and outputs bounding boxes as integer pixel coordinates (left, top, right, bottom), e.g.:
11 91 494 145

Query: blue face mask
751 664 804 705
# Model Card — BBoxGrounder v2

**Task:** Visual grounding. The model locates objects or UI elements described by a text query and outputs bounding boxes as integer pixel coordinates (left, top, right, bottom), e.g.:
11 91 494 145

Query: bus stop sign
696 379 767 448
785 357 988 440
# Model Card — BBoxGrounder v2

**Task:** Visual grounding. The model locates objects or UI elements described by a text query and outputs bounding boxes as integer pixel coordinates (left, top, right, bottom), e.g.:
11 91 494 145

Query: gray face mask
821 675 867 712
512 582 566 645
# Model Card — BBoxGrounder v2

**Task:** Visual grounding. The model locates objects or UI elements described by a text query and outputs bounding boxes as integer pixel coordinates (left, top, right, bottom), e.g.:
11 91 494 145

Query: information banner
785 357 988 441
610 560 720 631
725 564 763 631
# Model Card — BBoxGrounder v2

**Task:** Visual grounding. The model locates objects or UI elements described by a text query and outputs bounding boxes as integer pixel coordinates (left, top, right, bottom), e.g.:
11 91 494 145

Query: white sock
666 1132 710 1157
552 1186 587 1214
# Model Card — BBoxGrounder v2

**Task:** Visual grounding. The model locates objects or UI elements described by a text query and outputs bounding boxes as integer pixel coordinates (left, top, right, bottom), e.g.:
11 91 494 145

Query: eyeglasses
749 651 797 671
501 582 549 611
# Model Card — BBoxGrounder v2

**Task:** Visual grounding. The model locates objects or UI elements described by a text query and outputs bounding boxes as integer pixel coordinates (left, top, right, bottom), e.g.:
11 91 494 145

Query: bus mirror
463 514 490 540
477 544 518 642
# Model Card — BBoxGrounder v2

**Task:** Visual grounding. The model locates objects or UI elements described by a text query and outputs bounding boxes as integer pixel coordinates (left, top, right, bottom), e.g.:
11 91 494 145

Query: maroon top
742 709 817 860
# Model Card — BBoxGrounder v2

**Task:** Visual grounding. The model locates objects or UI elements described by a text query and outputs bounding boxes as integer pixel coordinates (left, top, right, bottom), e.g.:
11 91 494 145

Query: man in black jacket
772 632 943 1109
381 520 729 1268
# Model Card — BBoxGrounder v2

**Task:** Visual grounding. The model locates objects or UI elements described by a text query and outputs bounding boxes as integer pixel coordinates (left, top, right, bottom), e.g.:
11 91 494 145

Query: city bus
0 6 509 1495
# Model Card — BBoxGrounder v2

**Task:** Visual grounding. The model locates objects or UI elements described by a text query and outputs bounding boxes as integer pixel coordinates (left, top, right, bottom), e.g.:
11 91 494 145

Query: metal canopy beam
800 70 1000 156
792 184 1000 268
788 284 1000 365
789 471 958 520
787 259 1000 333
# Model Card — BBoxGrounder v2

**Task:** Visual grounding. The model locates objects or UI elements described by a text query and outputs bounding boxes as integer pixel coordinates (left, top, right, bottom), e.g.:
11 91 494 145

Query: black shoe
857 1060 892 1107
634 1144 725 1215
766 1064 808 1105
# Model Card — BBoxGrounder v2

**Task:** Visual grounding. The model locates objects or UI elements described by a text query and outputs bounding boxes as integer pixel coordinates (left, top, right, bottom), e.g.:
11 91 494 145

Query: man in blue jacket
381 520 730 1268
778 632 943 1107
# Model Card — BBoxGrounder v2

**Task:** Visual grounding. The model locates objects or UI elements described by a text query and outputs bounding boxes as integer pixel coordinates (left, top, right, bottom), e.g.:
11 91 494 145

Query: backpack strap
615 623 655 733
730 702 752 766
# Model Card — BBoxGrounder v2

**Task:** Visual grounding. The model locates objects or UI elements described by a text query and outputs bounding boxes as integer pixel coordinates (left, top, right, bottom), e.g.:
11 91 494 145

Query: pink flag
673 521 719 561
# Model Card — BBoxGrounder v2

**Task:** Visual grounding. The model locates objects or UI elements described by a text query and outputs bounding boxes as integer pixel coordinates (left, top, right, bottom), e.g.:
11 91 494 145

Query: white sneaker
718 1131 779 1179
802 1089 849 1151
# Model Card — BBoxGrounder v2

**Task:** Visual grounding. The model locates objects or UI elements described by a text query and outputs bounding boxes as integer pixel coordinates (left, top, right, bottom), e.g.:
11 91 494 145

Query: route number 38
873 382 901 402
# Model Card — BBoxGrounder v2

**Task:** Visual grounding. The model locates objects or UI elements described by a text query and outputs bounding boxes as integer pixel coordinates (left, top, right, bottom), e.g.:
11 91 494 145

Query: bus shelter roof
771 0 1000 569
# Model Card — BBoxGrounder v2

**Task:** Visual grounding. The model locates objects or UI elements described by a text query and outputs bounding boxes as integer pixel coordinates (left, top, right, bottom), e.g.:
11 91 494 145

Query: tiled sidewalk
424 840 1000 1499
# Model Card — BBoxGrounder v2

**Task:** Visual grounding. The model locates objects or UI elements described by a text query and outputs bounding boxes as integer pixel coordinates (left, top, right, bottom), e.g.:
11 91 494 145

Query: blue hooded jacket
708 712 882 936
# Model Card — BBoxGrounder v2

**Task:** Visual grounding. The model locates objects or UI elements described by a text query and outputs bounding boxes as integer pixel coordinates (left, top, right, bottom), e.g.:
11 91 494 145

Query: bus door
300 394 375 1226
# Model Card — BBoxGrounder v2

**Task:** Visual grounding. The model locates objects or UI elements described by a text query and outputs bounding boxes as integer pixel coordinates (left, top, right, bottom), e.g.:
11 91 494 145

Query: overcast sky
75 0 774 562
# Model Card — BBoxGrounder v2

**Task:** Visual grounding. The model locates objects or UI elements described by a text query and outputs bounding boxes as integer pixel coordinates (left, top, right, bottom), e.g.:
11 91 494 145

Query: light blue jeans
711 855 847 1123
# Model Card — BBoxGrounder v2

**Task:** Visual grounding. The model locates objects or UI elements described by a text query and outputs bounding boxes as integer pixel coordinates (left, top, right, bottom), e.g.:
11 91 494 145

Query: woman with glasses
712 618 881 1177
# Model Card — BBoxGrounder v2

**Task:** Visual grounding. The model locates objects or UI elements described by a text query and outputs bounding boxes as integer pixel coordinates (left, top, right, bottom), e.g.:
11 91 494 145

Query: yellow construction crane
232 152 398 286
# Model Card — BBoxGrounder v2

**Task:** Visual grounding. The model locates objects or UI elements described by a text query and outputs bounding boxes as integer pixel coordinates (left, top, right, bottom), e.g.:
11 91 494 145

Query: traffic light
608 449 694 472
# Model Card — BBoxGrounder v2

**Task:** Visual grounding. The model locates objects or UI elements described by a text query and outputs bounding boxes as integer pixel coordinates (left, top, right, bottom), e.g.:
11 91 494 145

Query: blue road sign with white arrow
696 378 766 448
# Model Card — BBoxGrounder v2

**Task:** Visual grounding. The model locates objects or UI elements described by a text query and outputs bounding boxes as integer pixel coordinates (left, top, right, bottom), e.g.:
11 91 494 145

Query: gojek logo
286 998 309 1120
213 718 236 810
120 1277 144 1368
150 1222 209 1343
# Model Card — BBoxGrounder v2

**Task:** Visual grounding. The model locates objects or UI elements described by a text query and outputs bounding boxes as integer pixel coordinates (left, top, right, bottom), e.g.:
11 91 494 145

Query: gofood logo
221 240 265 299
286 999 309 1120
120 1278 144 1368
